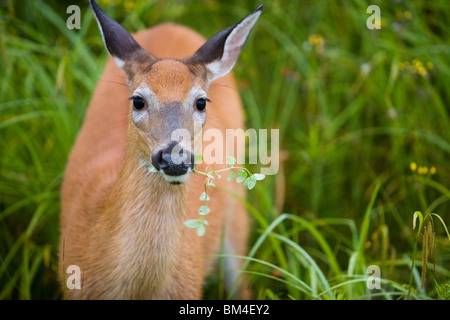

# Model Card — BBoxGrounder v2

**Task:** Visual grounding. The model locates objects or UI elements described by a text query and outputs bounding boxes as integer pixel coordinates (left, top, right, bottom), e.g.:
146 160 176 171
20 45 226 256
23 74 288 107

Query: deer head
90 0 262 184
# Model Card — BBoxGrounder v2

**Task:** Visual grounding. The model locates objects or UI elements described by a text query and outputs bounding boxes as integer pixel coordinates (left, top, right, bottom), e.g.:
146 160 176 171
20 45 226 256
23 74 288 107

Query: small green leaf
227 156 237 167
246 176 257 190
184 219 200 229
413 211 423 230
203 219 209 226
198 206 210 215
200 192 210 201
207 180 216 187
227 171 236 181
194 154 203 162
253 173 266 181
236 170 248 183
148 166 158 173
196 223 206 236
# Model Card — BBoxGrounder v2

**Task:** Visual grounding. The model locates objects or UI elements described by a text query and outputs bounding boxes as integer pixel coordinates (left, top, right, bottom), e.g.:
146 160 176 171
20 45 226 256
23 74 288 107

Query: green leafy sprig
183 155 265 236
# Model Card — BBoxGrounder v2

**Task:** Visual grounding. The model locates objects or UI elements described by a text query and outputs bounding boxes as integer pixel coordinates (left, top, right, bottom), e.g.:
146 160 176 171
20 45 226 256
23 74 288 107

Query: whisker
209 82 240 93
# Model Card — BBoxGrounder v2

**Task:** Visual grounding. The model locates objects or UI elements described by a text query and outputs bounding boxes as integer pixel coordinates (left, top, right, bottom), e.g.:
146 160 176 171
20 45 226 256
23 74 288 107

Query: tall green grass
0 0 449 299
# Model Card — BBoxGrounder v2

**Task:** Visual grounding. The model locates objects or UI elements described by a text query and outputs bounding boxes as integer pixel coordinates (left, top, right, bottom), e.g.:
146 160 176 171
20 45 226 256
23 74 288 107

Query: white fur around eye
189 88 207 125
193 110 206 124
133 86 154 104
131 106 148 124
131 86 153 125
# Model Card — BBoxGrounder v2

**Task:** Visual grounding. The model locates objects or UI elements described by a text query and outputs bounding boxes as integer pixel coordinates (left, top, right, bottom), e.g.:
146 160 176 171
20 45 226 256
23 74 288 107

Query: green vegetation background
0 0 449 299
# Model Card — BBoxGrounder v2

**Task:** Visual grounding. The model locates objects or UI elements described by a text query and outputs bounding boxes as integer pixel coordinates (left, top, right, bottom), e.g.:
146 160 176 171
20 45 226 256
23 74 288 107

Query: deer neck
101 134 189 298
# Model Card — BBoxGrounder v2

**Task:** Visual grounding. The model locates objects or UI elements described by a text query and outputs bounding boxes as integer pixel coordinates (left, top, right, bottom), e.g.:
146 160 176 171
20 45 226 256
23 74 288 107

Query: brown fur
59 23 248 299
146 60 196 101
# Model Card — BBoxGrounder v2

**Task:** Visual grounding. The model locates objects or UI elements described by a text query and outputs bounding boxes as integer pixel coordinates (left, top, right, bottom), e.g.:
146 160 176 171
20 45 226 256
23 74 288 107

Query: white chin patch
160 171 191 184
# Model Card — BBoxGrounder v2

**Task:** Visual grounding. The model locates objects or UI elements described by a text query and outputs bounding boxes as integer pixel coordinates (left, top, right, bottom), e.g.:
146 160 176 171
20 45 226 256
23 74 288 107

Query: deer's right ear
90 0 154 75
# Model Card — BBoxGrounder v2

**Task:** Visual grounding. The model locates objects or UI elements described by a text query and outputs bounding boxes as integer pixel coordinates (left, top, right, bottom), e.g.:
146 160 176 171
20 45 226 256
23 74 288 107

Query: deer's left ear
187 5 263 83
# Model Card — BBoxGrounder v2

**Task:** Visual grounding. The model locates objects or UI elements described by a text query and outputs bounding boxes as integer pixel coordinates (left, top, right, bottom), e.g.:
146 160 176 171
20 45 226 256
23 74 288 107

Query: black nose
151 142 194 176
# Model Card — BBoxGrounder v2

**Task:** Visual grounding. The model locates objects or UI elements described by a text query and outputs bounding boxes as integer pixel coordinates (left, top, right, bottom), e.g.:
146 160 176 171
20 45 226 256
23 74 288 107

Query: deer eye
195 98 210 111
131 96 145 110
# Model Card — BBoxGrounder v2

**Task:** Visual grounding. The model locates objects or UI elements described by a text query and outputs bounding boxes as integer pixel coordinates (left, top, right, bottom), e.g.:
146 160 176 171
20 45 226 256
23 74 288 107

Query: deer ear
90 0 154 73
187 5 263 83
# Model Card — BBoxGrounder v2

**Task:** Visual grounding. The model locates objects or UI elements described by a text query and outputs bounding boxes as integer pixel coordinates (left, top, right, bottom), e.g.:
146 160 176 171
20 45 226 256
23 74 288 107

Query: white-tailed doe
59 0 262 299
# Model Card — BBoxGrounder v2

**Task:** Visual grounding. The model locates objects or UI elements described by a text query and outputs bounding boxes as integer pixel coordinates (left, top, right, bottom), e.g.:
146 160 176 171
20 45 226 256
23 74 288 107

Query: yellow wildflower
430 166 436 175
308 34 325 52
417 166 428 175
412 59 422 68
411 59 428 77
404 11 412 20
410 162 417 172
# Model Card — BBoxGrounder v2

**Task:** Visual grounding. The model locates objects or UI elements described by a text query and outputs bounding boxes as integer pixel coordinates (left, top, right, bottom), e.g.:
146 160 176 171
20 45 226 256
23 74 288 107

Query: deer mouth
160 170 191 185
150 142 195 185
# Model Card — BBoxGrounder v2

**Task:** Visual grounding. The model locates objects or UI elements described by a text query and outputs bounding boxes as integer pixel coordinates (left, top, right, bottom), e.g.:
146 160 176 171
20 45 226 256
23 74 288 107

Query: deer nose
151 142 194 176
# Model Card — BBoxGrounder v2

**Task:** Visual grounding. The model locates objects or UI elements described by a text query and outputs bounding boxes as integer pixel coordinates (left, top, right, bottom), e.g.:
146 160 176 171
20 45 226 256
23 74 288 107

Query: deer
59 0 262 299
